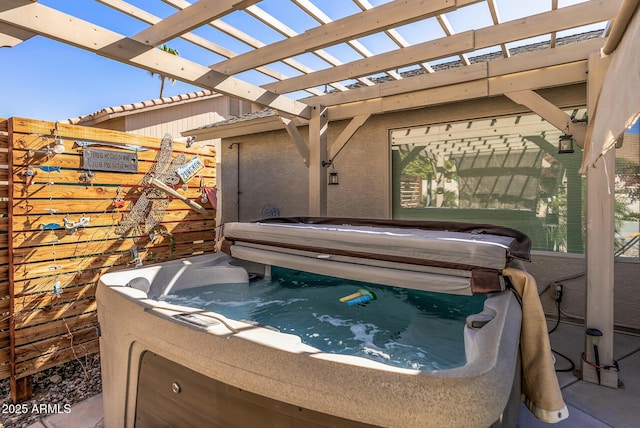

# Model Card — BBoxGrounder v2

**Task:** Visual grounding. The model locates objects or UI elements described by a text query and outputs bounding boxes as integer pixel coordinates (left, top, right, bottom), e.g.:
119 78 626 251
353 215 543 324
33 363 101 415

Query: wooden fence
1 119 10 383
2 117 217 401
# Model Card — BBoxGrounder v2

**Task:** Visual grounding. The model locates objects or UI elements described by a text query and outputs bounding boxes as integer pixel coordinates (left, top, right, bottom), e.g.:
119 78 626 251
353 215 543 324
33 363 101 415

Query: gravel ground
0 354 102 428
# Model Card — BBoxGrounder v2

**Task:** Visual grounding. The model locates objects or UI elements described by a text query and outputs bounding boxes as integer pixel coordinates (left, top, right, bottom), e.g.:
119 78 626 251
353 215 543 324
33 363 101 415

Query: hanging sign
176 156 204 183
83 148 138 173
75 140 150 152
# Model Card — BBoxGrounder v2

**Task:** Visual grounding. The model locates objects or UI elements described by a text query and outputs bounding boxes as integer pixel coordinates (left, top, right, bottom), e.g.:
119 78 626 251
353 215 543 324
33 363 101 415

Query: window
390 110 586 252
615 117 640 259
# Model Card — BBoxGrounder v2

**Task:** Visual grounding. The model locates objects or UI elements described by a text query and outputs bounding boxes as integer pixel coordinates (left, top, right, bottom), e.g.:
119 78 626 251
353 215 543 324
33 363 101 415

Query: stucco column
583 148 618 388
309 105 328 216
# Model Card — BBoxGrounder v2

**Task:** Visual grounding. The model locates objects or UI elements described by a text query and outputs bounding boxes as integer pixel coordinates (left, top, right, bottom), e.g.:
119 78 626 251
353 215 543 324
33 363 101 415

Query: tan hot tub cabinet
97 218 530 427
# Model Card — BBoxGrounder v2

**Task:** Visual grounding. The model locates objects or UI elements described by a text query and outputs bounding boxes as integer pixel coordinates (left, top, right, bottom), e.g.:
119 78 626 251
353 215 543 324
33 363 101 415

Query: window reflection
391 110 586 253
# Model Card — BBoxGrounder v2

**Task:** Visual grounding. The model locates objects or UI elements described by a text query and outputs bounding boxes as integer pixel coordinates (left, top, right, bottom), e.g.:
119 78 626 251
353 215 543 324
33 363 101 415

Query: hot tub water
160 267 486 371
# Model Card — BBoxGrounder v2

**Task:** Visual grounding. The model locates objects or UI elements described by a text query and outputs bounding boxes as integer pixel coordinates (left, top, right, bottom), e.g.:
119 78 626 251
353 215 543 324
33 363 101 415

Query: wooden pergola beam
264 31 475 95
264 0 617 96
476 0 617 47
96 1 239 67
158 0 349 93
241 3 371 89
0 22 34 48
436 14 471 66
486 0 510 58
98 0 307 92
302 37 603 107
308 62 488 107
132 0 259 47
0 0 311 119
352 0 435 73
504 90 586 148
279 115 310 167
187 62 589 141
211 0 482 75
281 1 383 85
328 114 371 160
159 0 336 95
328 61 587 121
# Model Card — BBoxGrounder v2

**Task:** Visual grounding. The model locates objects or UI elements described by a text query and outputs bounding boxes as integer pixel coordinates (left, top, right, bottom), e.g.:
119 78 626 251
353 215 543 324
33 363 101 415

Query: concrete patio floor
27 321 640 428
518 321 640 427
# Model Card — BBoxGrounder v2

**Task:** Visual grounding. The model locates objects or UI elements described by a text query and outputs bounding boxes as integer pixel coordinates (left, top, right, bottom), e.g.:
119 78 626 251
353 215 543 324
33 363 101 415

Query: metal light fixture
558 134 574 154
27 137 66 157
53 137 66 154
322 159 339 185
328 171 339 185
558 121 576 154
586 328 603 384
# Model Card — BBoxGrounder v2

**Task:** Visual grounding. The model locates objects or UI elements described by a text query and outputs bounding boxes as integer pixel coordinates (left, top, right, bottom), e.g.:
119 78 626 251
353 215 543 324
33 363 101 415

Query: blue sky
0 0 604 122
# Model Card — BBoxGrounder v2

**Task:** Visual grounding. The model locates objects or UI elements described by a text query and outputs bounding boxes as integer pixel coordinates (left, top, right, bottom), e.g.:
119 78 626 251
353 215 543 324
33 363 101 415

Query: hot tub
97 219 528 427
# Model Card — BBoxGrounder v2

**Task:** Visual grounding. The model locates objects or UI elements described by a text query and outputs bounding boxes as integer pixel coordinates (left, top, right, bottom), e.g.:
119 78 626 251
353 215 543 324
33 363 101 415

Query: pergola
2 0 639 389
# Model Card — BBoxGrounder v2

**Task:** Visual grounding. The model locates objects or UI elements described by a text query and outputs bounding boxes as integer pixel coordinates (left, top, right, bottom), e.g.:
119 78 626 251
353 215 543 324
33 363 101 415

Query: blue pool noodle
346 294 373 306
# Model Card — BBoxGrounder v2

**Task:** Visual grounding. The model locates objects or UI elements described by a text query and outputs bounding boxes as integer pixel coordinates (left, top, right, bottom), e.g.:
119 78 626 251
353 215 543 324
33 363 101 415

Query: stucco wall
218 84 639 331
124 95 229 138
528 253 640 331
220 114 392 223
221 131 309 222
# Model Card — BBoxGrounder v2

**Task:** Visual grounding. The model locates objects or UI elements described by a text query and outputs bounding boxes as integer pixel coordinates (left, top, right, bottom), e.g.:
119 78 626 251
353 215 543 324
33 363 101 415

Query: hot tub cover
222 217 531 294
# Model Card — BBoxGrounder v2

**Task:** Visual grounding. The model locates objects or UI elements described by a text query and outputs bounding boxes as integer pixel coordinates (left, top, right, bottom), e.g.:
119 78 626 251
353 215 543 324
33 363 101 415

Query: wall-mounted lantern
322 159 339 185
53 137 66 154
558 134 574 154
27 136 66 157
328 171 339 185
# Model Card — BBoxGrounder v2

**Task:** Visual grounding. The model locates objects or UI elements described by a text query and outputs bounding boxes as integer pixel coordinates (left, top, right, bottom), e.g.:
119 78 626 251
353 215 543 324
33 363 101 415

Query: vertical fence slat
0 119 9 382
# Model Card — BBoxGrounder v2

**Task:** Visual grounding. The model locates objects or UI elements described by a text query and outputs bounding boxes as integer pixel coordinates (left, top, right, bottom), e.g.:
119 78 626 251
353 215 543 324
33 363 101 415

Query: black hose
548 300 561 334
552 348 576 373
547 295 577 373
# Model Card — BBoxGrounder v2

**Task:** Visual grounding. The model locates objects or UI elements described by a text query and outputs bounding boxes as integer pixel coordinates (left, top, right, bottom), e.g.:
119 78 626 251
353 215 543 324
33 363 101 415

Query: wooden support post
584 149 618 388
582 51 618 388
308 105 328 216
10 376 32 403
7 118 33 402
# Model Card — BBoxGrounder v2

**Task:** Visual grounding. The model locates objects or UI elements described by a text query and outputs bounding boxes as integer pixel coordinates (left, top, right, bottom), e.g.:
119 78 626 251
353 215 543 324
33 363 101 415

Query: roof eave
65 91 224 125
184 114 308 140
